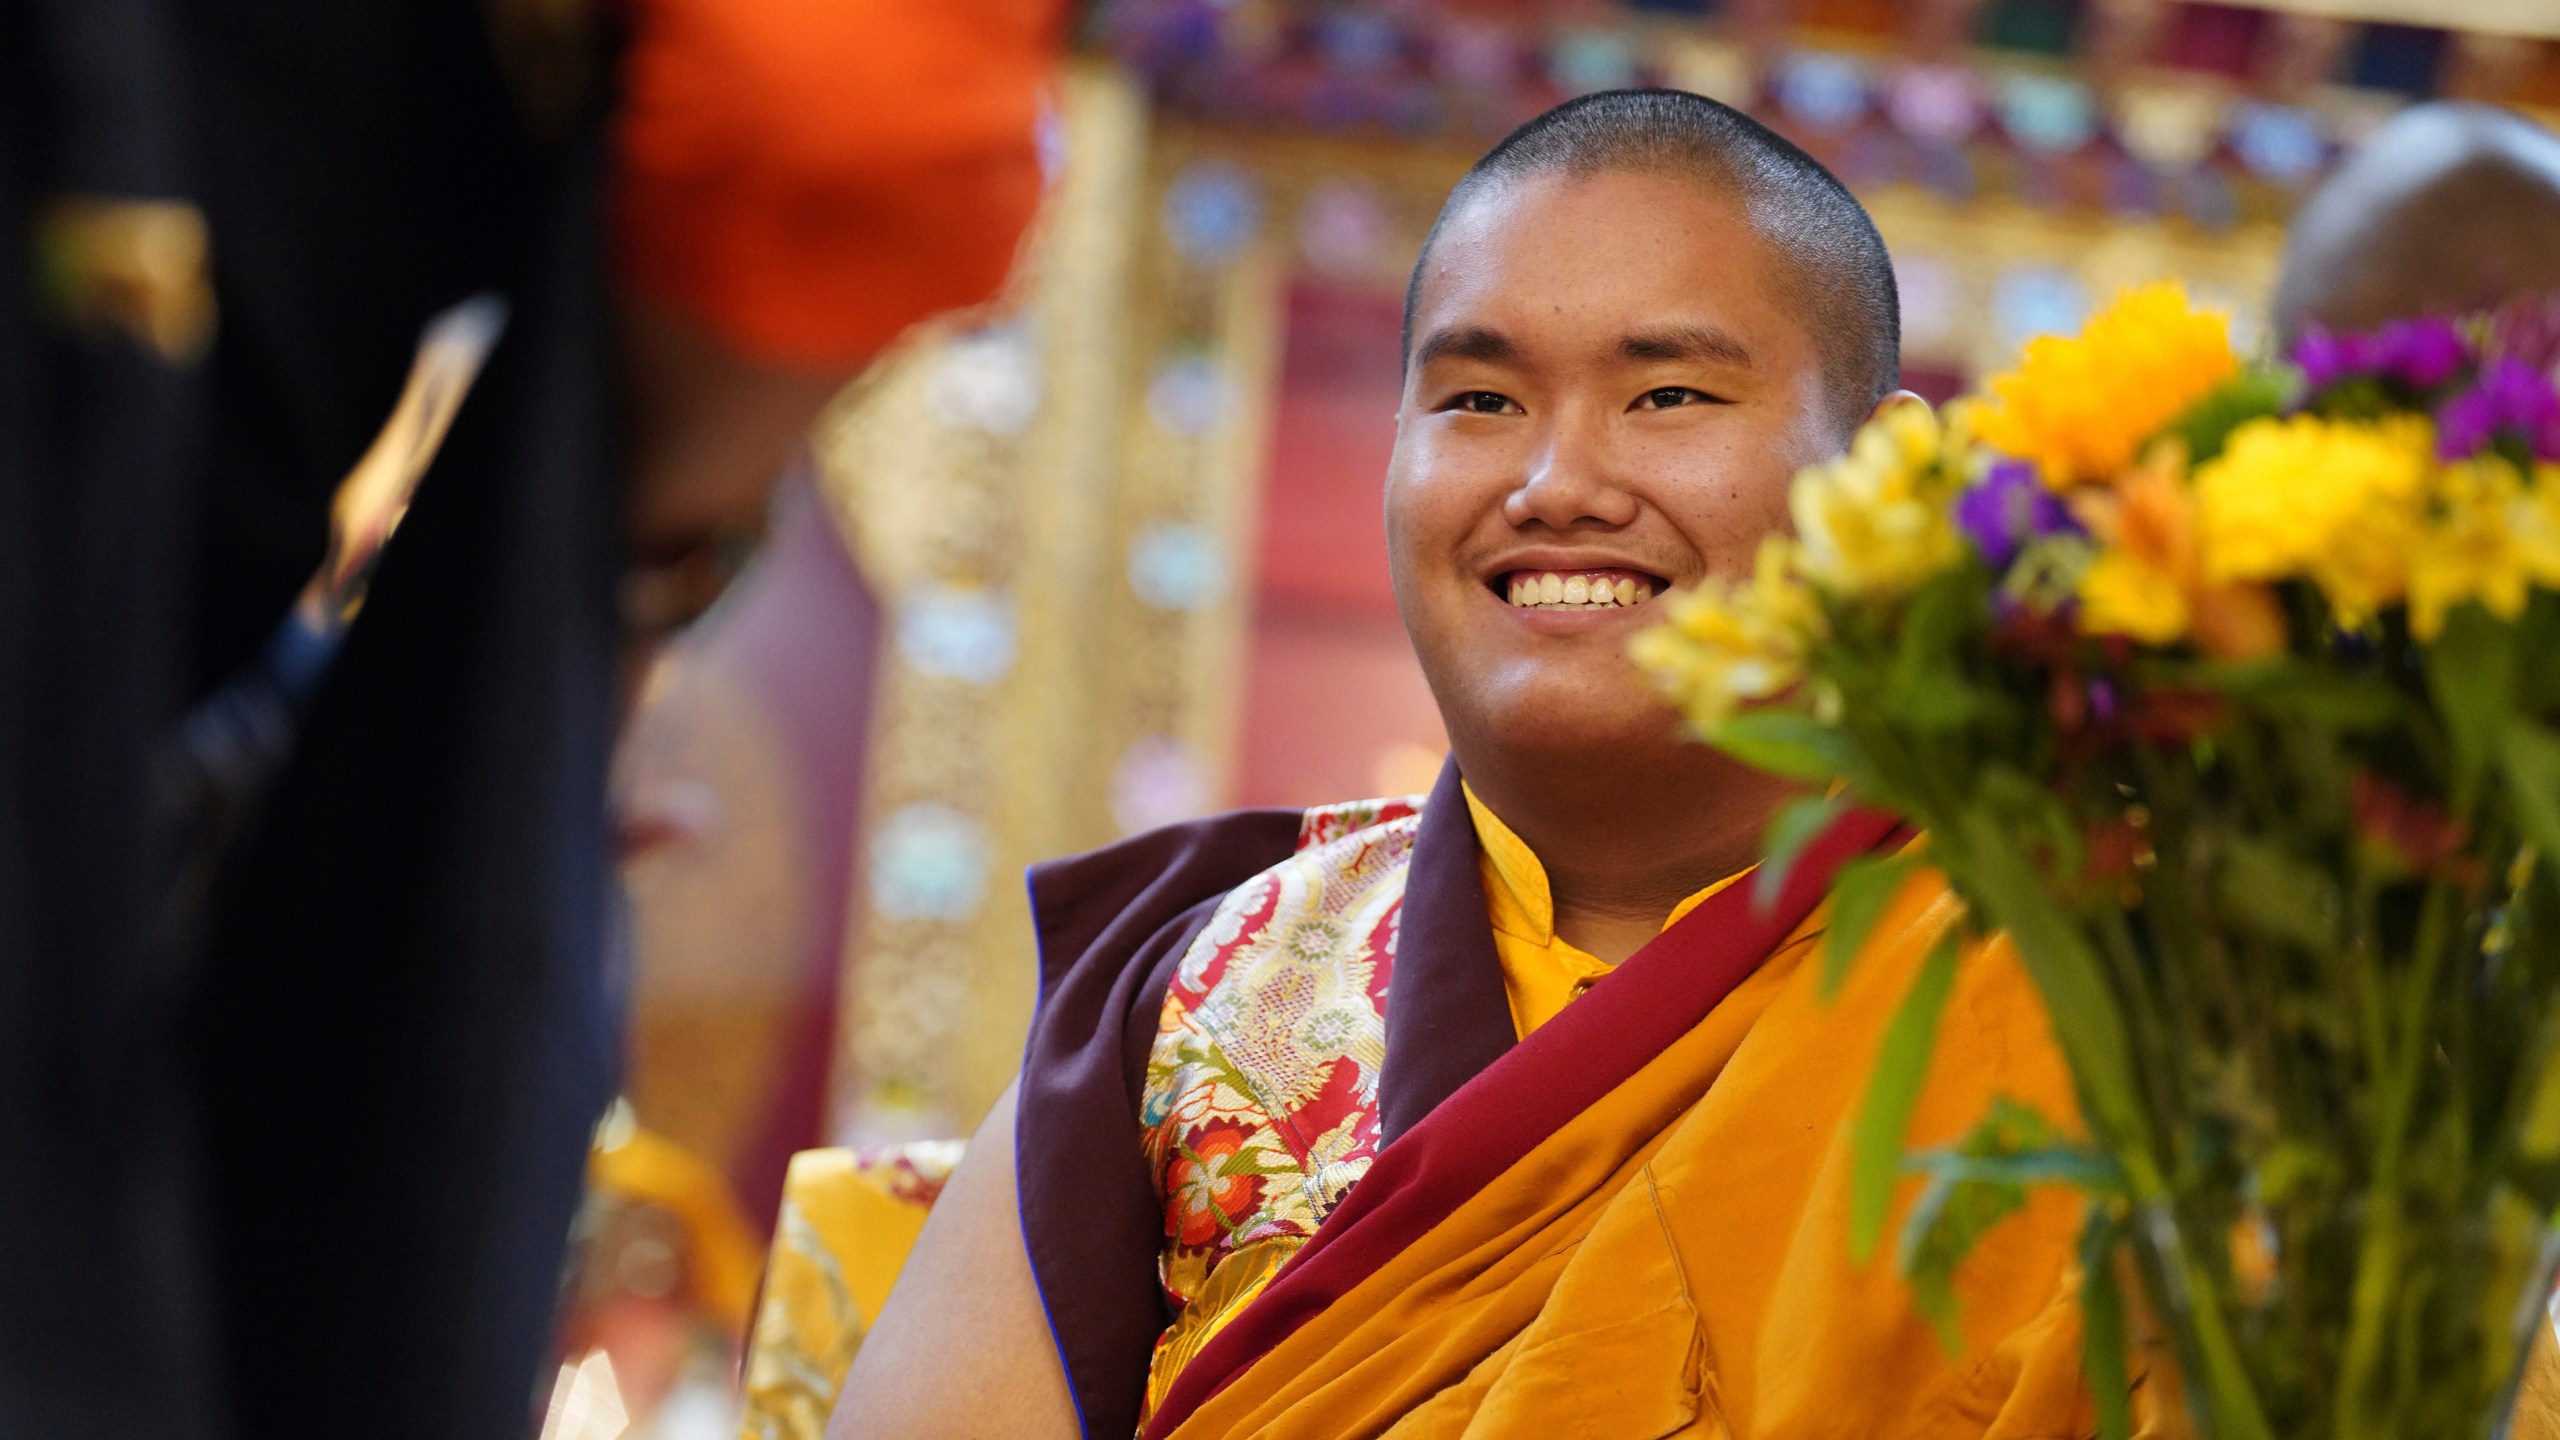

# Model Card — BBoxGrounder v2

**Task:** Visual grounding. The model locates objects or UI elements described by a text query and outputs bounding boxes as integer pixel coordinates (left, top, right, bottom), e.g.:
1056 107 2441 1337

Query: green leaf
2165 366 2292 467
2426 603 2518 794
2213 833 2341 952
1896 1099 2110 1354
2515 1006 2560 1179
2505 721 2560 883
1707 711 1857 785
1899 1145 2121 1191
1849 928 1961 1262
2078 1207 2134 1440
1821 852 1918 998
2506 1156 2560 1213
2305 373 2396 423
1883 571 1986 734
2252 1139 2335 1209
1943 810 2152 1181
1902 1172 2025 1352
2200 658 2407 732
1755 793 1845 911
2518 592 2560 716
1974 765 2085 884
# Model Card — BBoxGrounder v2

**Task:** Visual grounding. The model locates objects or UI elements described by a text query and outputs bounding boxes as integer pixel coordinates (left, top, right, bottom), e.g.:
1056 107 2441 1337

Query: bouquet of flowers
1632 283 2560 1440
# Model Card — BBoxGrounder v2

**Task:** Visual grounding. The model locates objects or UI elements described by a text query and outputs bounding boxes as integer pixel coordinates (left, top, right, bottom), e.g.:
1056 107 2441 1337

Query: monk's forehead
1412 170 1807 356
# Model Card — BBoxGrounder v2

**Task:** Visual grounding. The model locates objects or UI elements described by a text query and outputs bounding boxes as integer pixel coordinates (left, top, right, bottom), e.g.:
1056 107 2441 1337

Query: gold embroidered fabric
737 1142 961 1440
1134 796 1423 1424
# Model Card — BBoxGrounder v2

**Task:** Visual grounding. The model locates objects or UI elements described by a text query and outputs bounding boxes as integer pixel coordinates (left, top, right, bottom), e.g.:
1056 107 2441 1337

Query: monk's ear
1866 389 1930 426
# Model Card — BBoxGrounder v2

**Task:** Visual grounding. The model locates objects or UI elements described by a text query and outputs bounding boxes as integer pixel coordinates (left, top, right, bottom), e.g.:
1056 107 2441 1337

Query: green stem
2336 877 2459 1440
2133 1203 2275 1440
2182 1250 2276 1440
2094 907 2187 1182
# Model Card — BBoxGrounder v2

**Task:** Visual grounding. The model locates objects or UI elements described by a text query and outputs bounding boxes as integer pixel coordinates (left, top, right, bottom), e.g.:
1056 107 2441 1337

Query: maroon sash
1143 805 1907 1438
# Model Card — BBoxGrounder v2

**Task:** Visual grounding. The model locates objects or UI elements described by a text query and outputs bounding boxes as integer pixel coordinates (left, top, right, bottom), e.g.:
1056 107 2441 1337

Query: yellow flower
2196 414 2434 629
2408 457 2560 639
2531 464 2560 578
1632 535 1824 730
1789 398 1965 600
2070 445 2286 656
1974 282 2241 490
2079 551 2189 644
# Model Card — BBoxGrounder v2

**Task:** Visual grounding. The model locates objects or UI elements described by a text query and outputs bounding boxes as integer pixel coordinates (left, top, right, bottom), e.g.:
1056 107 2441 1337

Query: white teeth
1503 570 1660 611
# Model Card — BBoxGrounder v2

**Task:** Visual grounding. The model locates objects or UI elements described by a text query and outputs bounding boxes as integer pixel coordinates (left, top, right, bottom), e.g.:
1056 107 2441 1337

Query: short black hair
1402 89 1900 431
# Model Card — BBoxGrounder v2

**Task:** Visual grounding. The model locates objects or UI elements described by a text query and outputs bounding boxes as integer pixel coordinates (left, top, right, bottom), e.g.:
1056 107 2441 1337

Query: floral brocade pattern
1136 795 1423 1410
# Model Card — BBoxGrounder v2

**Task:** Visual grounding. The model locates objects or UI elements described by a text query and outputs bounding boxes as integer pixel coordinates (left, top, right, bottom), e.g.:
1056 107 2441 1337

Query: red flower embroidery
1165 1122 1265 1250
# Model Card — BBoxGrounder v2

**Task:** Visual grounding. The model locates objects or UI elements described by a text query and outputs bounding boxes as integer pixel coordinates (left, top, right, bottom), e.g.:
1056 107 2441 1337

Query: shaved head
2275 102 2560 340
1403 89 1899 433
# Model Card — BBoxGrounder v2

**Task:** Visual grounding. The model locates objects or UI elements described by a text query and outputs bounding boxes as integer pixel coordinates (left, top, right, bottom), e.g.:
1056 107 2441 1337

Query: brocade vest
1017 760 1514 1440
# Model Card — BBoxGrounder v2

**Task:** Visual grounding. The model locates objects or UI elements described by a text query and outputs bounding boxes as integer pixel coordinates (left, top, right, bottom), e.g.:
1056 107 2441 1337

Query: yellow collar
1460 781 1754 1036
1460 781 1749 945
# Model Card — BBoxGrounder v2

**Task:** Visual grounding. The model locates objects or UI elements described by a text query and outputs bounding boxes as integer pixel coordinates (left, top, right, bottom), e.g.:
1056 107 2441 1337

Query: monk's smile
1385 167 1840 767
1479 553 1670 648
1493 568 1657 611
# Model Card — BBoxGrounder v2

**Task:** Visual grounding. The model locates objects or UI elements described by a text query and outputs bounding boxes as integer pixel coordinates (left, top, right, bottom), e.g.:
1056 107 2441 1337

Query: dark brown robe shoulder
1016 807 1302 1440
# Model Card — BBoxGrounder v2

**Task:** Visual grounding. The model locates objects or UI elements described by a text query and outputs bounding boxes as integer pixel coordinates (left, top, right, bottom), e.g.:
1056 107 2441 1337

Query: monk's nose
1503 424 1639 531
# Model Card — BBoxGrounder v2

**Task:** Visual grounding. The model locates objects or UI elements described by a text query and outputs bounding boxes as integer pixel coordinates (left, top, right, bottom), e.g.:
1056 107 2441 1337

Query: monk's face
1387 168 1841 767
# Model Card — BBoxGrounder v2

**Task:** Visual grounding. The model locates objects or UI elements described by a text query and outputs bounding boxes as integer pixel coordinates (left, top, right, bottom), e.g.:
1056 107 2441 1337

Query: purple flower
2436 357 2560 461
2371 317 2470 390
2088 679 2121 726
1956 460 2077 571
2294 317 2473 392
2291 325 2370 391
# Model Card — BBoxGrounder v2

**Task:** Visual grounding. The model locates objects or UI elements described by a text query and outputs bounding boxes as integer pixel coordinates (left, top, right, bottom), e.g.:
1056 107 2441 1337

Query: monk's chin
1457 694 1696 772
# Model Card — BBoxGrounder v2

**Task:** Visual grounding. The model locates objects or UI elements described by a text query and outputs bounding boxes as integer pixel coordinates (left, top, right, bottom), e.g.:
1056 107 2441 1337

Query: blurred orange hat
615 0 1066 370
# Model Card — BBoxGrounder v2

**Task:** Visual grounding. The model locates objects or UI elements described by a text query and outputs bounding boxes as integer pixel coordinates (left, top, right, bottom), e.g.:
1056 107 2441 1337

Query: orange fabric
1462 782 1750 1037
614 0 1063 369
585 1123 765 1334
1164 865 2183 1440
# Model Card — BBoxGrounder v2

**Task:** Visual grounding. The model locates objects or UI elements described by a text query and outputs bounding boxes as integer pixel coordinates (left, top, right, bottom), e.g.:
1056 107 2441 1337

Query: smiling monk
829 90 2149 1440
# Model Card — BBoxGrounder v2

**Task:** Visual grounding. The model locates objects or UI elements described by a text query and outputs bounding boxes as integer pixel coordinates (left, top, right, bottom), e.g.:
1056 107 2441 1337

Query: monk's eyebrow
1413 325 1520 368
1621 324 1755 368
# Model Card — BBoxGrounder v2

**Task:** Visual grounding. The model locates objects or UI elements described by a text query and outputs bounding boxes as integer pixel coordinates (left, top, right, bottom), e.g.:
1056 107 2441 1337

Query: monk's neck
1459 746 1800 966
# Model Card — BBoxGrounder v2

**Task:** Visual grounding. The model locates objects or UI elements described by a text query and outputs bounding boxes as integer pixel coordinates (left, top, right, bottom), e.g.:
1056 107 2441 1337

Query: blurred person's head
1385 89 1904 809
2275 102 2560 340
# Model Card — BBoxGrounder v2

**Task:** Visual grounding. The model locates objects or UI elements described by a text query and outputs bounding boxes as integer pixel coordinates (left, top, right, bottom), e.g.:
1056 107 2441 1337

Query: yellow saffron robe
1159 860 2183 1439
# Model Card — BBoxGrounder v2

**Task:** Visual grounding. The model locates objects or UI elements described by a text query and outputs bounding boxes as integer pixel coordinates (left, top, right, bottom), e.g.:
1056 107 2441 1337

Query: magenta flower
1956 461 2078 571
2435 357 2560 461
2088 678 2120 726
2371 318 2470 390
2291 325 2372 391
2294 317 2471 392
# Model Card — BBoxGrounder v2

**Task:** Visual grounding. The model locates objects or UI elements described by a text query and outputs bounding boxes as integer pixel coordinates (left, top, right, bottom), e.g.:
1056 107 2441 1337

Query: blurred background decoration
546 2 2560 1435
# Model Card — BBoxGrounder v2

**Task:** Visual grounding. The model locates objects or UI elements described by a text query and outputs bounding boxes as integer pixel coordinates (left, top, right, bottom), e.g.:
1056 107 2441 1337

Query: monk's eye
1439 391 1520 415
1637 386 1716 410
